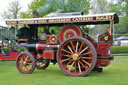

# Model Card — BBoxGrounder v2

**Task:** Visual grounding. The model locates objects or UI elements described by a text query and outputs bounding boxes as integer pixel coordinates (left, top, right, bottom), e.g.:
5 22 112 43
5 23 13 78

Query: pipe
17 43 59 50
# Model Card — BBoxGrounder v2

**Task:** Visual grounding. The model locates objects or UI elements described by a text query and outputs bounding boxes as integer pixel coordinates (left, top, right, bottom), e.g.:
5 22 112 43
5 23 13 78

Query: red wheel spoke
62 58 71 62
25 56 29 61
82 60 90 67
62 54 71 58
76 41 79 52
62 49 72 54
22 55 26 60
78 60 86 69
26 59 32 62
67 45 73 53
75 61 77 72
79 42 83 52
82 51 92 56
66 59 73 67
23 67 26 71
16 52 35 74
78 62 81 72
20 57 24 62
25 66 28 71
27 63 33 65
70 41 75 52
80 47 88 54
81 57 92 59
69 62 75 71
27 64 32 68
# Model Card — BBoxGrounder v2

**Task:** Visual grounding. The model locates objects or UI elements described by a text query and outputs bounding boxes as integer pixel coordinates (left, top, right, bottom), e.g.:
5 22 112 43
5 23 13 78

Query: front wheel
57 37 97 77
16 52 36 74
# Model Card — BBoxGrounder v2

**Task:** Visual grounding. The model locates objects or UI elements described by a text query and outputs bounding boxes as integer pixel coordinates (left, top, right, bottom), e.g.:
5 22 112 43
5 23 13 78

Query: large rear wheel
16 52 36 74
57 37 97 76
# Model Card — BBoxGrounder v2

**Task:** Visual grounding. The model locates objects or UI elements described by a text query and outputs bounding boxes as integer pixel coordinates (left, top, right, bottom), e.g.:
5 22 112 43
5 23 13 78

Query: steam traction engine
6 13 119 76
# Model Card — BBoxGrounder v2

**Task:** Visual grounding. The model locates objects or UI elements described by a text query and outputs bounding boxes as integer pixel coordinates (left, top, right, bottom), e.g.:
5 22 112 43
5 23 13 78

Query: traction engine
6 12 119 76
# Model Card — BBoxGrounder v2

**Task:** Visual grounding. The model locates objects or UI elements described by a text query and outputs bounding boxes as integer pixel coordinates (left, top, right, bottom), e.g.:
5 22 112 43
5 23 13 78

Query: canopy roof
6 13 119 25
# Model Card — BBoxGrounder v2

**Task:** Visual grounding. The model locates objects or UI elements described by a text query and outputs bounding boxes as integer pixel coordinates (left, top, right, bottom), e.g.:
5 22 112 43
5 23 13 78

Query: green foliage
114 33 128 38
112 46 128 54
122 33 128 36
49 26 61 34
109 2 123 16
20 12 32 18
109 0 128 16
61 0 91 14
20 0 91 18
109 0 128 34
114 17 128 34
18 47 25 52
28 0 47 17
114 34 121 38
2 47 9 53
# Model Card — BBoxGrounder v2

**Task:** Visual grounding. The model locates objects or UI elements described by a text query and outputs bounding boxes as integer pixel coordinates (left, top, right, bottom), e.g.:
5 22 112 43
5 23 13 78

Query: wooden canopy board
6 13 119 25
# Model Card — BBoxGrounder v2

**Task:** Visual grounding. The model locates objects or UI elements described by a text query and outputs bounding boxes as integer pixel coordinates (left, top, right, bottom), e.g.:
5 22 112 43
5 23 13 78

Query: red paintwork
97 35 112 57
46 35 58 44
43 50 55 59
0 52 18 60
84 33 112 67
95 34 112 67
59 25 82 42
107 29 111 35
96 59 110 67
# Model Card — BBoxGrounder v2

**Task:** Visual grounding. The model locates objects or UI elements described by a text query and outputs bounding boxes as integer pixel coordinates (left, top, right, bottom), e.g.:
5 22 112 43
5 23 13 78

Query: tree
109 0 128 34
61 0 91 14
1 0 21 19
109 0 125 16
109 0 128 17
91 0 109 14
21 0 91 18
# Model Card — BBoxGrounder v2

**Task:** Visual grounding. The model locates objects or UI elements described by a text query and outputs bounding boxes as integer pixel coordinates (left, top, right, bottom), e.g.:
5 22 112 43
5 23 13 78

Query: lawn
0 56 128 85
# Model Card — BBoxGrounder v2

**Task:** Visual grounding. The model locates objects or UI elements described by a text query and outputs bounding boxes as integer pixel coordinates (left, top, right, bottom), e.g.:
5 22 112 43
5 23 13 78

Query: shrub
3 47 10 53
112 46 128 54
18 47 25 52
122 33 128 36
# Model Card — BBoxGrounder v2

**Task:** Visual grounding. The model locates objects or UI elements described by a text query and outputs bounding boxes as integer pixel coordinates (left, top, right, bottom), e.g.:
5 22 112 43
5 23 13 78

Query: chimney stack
32 10 39 18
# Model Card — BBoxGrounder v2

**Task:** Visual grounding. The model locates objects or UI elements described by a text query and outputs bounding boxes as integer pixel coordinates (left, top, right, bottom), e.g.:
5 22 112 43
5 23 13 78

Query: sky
0 0 33 26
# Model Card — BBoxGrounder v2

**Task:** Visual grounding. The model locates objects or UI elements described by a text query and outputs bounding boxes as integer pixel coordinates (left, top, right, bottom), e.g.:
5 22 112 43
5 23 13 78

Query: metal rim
57 37 97 76
16 52 36 74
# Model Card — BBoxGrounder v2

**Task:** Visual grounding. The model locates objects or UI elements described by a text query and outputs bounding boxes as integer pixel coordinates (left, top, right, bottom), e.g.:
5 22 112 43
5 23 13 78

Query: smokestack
32 10 39 18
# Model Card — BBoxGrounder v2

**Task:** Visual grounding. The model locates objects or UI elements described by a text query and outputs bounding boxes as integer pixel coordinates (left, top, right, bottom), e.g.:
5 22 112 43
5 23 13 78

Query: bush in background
3 47 10 53
122 33 128 36
112 46 128 54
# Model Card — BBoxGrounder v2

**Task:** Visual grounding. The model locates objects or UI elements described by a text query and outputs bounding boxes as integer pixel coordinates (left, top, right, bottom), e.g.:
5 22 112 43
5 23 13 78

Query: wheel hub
72 54 79 60
23 61 27 66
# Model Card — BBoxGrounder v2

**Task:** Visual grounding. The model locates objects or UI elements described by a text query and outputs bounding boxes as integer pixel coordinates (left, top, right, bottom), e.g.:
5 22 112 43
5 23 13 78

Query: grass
0 56 128 85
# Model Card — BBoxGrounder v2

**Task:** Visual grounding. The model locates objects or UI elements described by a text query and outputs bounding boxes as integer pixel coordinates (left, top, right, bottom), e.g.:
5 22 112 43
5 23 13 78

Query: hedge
112 46 128 54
